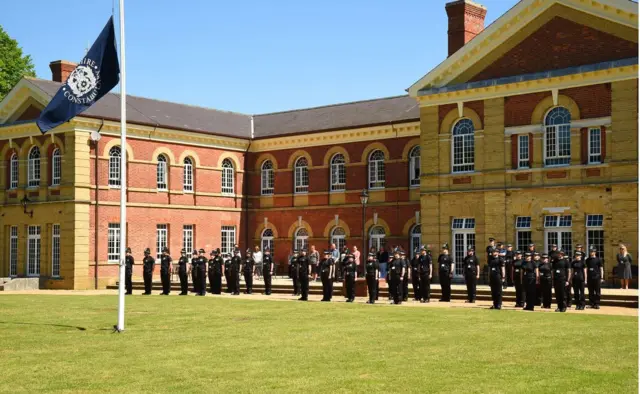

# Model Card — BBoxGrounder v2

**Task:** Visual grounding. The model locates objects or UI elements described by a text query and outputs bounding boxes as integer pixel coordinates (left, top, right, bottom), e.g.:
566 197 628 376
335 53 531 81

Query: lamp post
21 196 33 218
360 189 368 275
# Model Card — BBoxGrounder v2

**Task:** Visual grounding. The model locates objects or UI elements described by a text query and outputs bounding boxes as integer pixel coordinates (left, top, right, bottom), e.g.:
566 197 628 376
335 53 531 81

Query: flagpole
116 0 127 332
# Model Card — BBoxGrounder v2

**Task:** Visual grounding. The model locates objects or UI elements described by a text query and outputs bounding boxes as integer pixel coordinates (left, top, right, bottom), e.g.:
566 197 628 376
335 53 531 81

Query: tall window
107 223 120 262
52 224 61 277
27 225 41 276
183 225 194 254
515 216 532 252
108 146 121 187
28 146 41 187
9 226 17 276
544 215 572 253
261 228 274 252
294 157 309 194
586 214 604 260
410 225 422 254
221 226 236 255
52 148 61 186
156 155 167 190
156 224 168 259
9 153 18 189
588 128 602 164
330 154 346 192
452 218 475 277
409 146 420 187
183 157 193 192
221 159 234 195
294 228 309 251
544 107 571 166
369 226 386 251
261 160 274 195
518 135 529 169
368 150 385 189
331 227 346 251
452 118 475 173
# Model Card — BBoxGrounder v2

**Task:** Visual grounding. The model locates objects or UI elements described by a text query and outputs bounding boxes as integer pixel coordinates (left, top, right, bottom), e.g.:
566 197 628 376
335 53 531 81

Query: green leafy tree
0 25 36 101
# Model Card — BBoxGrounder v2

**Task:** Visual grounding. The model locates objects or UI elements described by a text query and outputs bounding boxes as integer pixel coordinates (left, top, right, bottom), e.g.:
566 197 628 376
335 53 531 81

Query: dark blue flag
37 17 120 133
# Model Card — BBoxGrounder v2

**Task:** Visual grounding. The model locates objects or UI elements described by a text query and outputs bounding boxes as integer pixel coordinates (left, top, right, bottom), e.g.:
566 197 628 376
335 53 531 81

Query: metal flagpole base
112 324 124 333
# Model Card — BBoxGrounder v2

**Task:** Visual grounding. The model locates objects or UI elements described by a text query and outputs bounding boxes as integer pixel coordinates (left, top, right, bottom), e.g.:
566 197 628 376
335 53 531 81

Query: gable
10 100 43 122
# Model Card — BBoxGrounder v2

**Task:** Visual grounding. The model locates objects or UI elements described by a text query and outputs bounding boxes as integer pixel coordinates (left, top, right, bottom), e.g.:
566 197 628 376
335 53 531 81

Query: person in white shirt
253 246 263 279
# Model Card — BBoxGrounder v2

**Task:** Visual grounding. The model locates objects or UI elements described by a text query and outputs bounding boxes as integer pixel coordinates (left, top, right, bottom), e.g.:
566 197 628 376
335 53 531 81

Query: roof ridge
255 94 412 116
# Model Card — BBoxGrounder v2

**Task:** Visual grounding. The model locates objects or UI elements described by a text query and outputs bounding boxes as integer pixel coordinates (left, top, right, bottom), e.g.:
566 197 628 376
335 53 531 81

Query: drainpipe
243 117 254 250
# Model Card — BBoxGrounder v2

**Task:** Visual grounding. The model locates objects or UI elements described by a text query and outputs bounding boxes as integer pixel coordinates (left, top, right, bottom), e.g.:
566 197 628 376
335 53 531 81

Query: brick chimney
49 60 77 83
445 0 487 57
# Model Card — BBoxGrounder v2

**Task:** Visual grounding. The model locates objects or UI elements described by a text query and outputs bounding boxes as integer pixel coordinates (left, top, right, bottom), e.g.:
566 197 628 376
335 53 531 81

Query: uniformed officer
570 251 586 310
262 248 274 295
504 244 514 287
230 249 242 296
512 250 524 307
142 248 155 295
488 248 505 309
528 243 536 255
160 247 173 295
211 249 224 294
364 253 379 304
538 253 553 309
191 250 199 293
289 251 300 296
533 252 542 306
343 253 357 302
463 247 480 303
400 251 410 302
208 251 216 294
418 247 432 303
125 247 134 295
389 251 405 304
553 249 570 312
522 252 538 311
177 249 190 295
224 252 232 293
297 249 311 301
486 238 496 261
243 248 255 294
563 250 572 309
574 244 584 257
320 250 335 301
410 250 421 302
549 244 560 263
197 249 208 296
438 244 454 302
585 246 603 309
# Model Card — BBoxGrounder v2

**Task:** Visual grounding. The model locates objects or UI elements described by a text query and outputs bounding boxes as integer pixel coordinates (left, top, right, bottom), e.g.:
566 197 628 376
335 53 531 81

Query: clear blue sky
2 0 515 114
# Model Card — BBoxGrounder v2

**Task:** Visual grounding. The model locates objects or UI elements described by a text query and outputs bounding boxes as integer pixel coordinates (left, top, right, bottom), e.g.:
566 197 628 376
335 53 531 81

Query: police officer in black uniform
400 251 410 302
585 246 603 309
410 250 421 302
389 250 404 305
533 251 542 306
364 253 379 304
230 249 242 295
297 249 311 301
125 247 134 295
463 247 480 303
208 251 216 294
197 249 207 296
243 248 255 294
191 250 199 293
570 251 586 310
262 248 274 295
160 247 173 295
512 250 524 307
522 252 538 311
418 247 432 303
211 249 224 294
553 249 570 312
538 253 553 309
224 253 232 293
142 248 155 295
504 244 514 286
289 251 300 296
488 247 505 309
320 250 335 301
563 250 572 309
438 244 454 302
177 249 190 295
486 238 496 261
343 253 357 302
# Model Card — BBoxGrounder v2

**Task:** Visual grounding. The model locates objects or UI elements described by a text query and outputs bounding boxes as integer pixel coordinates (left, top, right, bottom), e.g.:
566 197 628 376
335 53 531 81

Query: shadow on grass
0 321 87 331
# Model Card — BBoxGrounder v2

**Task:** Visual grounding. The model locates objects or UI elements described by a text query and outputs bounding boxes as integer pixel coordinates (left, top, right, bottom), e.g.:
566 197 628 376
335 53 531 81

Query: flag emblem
66 63 100 100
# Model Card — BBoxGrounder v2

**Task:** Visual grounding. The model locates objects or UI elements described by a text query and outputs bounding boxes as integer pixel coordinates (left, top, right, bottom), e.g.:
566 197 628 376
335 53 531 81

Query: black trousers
389 275 402 304
198 267 207 295
420 274 431 301
224 271 230 292
489 275 502 308
565 283 572 307
321 274 332 300
160 269 171 294
244 271 253 293
411 273 421 300
505 263 513 286
554 278 567 310
298 273 309 299
263 273 272 295
125 268 133 294
540 277 552 308
292 272 300 295
234 271 240 294
439 271 451 301
345 275 355 300
465 274 477 302
525 276 537 310
212 273 222 294
402 276 409 301
514 278 524 306
178 269 188 294
366 275 377 302
572 278 585 307
143 271 152 294
208 270 215 293
587 278 601 306
192 269 199 293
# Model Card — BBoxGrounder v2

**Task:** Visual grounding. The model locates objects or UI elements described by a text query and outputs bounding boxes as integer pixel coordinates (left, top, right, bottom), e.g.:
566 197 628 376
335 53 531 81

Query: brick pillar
445 0 487 57
49 60 77 83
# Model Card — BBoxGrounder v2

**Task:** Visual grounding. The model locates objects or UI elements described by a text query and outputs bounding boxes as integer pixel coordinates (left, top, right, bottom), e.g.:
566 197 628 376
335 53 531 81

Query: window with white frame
544 107 571 166
331 227 346 252
452 118 475 173
369 226 386 251
452 218 475 229
183 225 194 255
451 218 475 277
108 146 121 187
52 148 61 186
368 150 385 189
409 146 420 187
52 224 61 277
294 157 309 194
221 159 234 195
9 226 17 276
183 157 194 192
410 225 422 254
515 216 532 252
588 128 602 164
261 160 274 195
586 214 604 260
28 146 40 187
261 228 274 252
330 154 346 192
221 226 236 255
157 155 167 190
156 224 168 259
9 153 18 189
544 215 572 253
107 223 120 262
27 225 41 276
294 228 309 251
518 135 529 169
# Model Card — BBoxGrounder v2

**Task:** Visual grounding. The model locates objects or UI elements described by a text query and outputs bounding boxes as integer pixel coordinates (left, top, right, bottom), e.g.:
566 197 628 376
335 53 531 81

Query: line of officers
123 247 275 296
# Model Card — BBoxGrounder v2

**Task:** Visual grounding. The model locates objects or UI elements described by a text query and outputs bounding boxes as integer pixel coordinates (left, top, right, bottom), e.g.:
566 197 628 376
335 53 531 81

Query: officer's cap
506 244 512 248
210 250 215 256
442 243 449 250
347 253 354 258
528 243 535 248
515 250 522 255
533 252 540 256
192 249 198 255
558 249 565 255
589 245 597 252
180 248 186 254
323 250 331 255
496 242 503 247
524 252 532 257
264 247 270 252
214 248 220 254
246 248 251 254
368 252 376 257
541 253 549 259
488 238 495 242
144 248 151 254
301 249 308 253
576 244 583 248
162 247 169 253
468 246 475 251
126 247 132 253
198 248 205 253
551 244 557 248
575 251 584 257
492 248 499 253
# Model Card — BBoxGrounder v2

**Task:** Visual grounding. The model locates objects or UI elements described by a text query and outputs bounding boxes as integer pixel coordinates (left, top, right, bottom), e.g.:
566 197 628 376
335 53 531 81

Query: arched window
108 146 121 187
330 154 346 192
369 226 386 251
156 155 167 190
261 160 274 195
183 157 193 192
544 107 571 166
261 228 274 252
51 148 61 186
9 153 18 189
410 225 422 255
28 146 41 188
368 150 385 189
409 146 420 187
294 228 308 251
221 159 234 195
331 226 346 252
294 157 308 194
452 118 474 173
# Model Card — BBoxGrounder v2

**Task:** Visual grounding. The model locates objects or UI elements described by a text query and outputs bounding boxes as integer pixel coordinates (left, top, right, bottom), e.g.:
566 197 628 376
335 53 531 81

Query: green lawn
0 295 637 393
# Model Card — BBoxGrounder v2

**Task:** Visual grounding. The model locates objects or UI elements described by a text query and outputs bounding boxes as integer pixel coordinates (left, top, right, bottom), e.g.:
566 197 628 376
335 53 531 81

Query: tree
0 25 36 101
